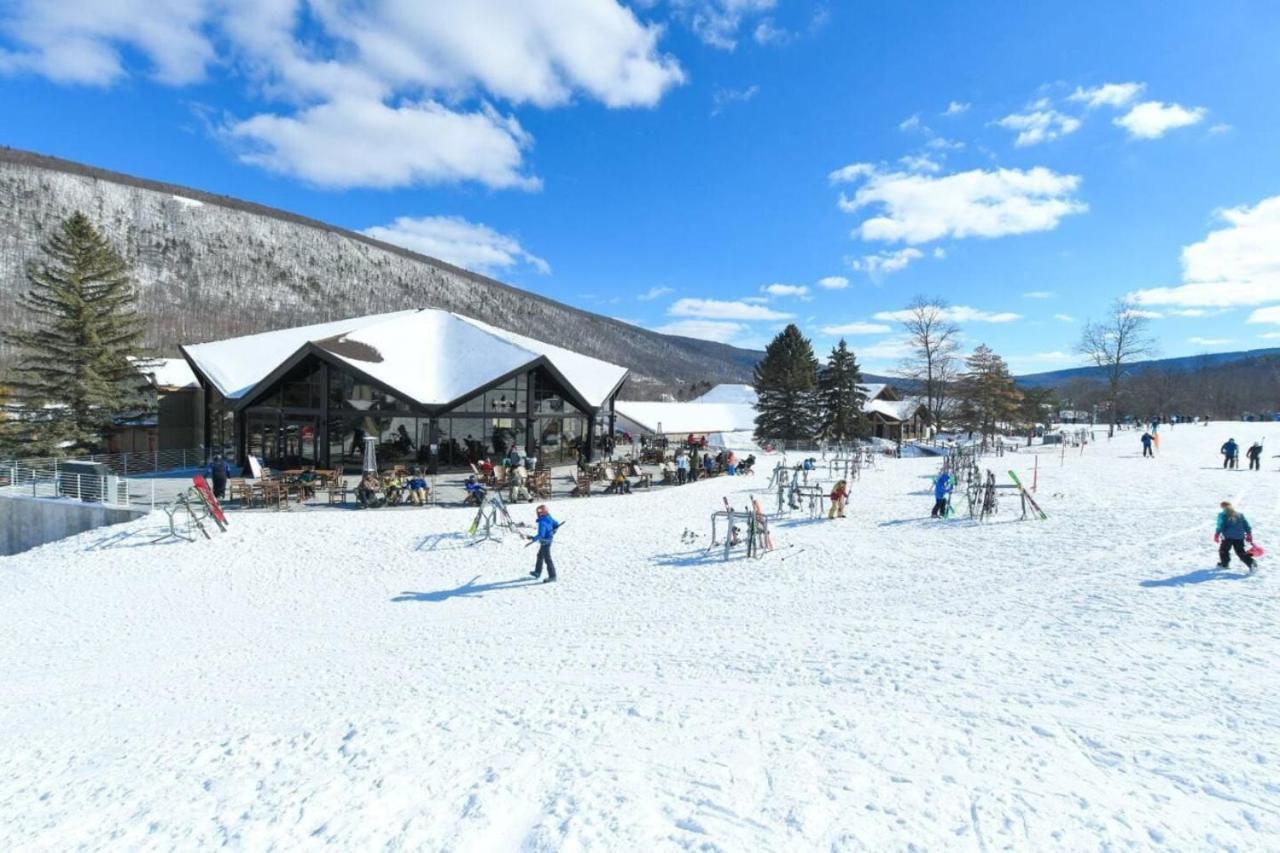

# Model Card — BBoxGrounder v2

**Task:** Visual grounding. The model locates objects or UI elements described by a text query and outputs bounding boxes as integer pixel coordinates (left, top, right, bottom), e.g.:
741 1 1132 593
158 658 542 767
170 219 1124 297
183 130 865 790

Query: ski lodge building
180 310 629 471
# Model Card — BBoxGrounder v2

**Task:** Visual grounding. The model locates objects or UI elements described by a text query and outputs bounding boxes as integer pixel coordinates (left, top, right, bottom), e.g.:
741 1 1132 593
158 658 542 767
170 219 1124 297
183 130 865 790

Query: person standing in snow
725 450 737 476
689 449 700 481
1140 431 1155 458
828 479 848 519
528 504 561 584
1214 501 1258 571
1221 438 1240 469
1246 441 1263 471
675 450 689 485
931 472 953 518
206 454 232 500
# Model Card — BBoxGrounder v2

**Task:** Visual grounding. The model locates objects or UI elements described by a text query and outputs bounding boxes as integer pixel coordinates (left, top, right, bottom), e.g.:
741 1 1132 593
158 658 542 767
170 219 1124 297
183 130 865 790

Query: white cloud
995 109 1082 147
898 154 941 173
673 0 776 50
653 319 749 343
1022 290 1055 299
638 286 675 301
1125 309 1164 319
819 322 893 336
711 83 760 114
762 283 810 299
1067 82 1145 109
873 305 1021 324
925 137 964 151
850 248 924 276
832 163 1086 245
1188 336 1233 346
752 17 790 45
362 214 549 275
2 0 685 190
1114 101 1206 139
232 98 540 190
817 275 849 290
1130 195 1280 308
943 101 970 116
1053 313 1075 322
1258 331 1280 340
1248 306 1280 325
857 336 915 362
668 298 793 321
932 247 946 259
1209 123 1233 135
0 0 215 86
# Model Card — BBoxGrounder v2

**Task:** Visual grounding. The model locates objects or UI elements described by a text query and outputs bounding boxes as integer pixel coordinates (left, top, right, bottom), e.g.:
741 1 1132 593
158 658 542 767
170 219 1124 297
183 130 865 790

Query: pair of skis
1008 470 1047 520
191 474 228 535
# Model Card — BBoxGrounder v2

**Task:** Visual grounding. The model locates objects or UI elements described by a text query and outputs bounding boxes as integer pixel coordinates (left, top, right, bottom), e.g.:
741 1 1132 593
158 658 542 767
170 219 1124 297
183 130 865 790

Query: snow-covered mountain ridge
0 148 759 394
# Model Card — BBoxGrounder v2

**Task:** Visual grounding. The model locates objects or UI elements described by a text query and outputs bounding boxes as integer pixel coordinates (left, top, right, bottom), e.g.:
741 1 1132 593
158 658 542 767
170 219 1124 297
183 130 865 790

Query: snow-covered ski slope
2 423 1278 849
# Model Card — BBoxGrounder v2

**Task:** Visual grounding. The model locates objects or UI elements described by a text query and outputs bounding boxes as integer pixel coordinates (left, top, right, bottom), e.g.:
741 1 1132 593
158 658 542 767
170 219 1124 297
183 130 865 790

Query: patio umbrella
363 434 378 473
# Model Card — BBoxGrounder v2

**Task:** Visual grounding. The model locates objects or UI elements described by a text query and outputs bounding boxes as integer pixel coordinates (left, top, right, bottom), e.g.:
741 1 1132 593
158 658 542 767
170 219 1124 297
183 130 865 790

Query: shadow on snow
392 575 539 602
1140 567 1253 588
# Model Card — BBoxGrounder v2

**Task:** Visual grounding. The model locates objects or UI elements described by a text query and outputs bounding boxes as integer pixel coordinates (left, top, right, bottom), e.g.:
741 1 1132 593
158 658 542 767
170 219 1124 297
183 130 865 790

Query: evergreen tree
753 324 820 444
818 339 867 442
956 344 1022 440
3 212 150 455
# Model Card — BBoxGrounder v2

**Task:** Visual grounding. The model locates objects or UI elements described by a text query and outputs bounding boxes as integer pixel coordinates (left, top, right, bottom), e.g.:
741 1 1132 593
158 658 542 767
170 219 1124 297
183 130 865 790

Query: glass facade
234 354 600 471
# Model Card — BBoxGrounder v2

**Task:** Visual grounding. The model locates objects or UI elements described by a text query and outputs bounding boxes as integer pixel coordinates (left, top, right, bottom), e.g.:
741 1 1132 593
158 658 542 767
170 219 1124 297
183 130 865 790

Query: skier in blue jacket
528 504 561 583
1140 432 1154 458
930 472 953 518
1221 438 1239 469
1214 500 1257 571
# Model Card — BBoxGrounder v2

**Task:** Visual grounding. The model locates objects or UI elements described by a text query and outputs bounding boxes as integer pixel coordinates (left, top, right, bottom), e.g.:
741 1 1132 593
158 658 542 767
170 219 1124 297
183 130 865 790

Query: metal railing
0 448 209 511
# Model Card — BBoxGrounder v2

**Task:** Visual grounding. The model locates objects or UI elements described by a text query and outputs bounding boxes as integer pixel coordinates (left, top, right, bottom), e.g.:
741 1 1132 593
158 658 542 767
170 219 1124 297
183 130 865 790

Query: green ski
1009 470 1047 520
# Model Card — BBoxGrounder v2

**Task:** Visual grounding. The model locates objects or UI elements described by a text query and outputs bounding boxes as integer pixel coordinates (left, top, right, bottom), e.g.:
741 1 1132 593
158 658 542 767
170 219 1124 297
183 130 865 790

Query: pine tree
955 344 1022 440
753 324 820 445
818 339 867 442
3 212 151 455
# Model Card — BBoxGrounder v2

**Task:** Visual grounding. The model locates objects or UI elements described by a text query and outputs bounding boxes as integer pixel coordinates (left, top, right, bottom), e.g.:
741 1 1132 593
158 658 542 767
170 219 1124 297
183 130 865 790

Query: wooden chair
261 479 289 510
637 472 654 489
229 479 254 508
570 474 592 497
529 470 551 499
327 475 348 506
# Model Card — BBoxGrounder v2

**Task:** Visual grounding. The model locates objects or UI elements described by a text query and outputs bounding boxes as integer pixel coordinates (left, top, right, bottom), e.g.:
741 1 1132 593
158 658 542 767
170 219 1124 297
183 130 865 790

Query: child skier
1214 500 1257 572
931 472 953 518
828 479 848 519
1140 432 1154 458
528 504 561 583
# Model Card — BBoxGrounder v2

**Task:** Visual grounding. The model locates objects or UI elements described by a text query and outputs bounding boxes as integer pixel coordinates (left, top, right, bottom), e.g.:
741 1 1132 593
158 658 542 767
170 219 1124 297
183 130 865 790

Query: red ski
192 474 229 532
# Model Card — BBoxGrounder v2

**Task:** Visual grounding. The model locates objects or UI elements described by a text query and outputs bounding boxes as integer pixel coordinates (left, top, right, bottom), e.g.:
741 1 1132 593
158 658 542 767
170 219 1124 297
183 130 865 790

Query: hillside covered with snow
0 148 759 392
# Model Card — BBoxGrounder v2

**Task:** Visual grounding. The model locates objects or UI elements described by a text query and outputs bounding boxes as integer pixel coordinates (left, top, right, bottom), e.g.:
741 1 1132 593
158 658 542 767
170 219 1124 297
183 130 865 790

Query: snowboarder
1246 441 1263 471
1214 500 1257 572
528 504 561 583
828 479 848 519
206 454 232 500
1140 431 1155 458
1221 438 1240 469
931 472 953 518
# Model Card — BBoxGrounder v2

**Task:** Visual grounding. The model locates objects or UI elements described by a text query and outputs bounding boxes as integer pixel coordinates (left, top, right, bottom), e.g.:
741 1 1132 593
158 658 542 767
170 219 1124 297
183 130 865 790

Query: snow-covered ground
2 423 1278 849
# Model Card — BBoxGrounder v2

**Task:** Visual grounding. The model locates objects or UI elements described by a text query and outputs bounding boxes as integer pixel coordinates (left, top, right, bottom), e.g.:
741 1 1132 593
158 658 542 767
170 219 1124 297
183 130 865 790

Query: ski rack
153 489 212 544
467 492 525 545
707 503 773 561
791 484 827 520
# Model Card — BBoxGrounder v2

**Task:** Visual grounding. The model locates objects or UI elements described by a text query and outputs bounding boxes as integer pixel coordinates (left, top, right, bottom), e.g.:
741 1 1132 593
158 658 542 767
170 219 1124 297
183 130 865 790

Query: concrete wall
0 494 146 557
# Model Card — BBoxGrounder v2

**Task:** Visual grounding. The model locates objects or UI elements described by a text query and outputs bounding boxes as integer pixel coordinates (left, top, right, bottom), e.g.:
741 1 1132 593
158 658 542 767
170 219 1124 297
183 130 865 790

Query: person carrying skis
1214 500 1257 572
1246 441 1263 471
828 479 848 519
1140 431 1155 458
931 472 953 518
1221 438 1240 469
528 504 561 583
206 453 232 500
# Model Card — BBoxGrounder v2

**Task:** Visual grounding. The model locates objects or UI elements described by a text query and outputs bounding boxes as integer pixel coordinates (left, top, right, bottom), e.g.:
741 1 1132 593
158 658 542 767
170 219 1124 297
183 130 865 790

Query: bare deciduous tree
1075 299 1157 436
898 296 961 427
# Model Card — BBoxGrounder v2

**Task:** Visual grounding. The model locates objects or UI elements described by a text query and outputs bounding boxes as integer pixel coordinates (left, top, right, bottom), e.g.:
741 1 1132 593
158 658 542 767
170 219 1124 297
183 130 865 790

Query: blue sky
2 1 1279 374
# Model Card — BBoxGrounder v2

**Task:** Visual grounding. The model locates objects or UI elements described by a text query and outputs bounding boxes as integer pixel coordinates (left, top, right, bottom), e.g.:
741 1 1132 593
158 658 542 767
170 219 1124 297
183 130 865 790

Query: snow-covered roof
614 401 757 435
692 384 758 405
858 383 891 401
181 309 628 410
131 357 198 389
864 398 926 422
182 311 415 399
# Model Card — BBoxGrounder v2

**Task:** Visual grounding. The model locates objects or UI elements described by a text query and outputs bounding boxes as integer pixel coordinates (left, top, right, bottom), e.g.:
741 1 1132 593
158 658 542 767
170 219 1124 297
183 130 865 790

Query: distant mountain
0 147 761 398
1015 348 1280 387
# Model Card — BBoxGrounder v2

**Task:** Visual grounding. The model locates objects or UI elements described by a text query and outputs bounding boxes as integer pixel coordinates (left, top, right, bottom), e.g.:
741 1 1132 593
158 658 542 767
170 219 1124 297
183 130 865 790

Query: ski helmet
536 504 548 516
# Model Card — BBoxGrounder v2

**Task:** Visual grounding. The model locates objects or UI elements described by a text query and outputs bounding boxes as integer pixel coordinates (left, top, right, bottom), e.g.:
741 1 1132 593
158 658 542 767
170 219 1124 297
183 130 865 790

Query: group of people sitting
356 468 431 509
665 449 756 484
